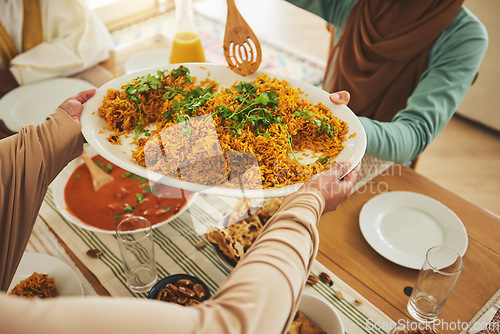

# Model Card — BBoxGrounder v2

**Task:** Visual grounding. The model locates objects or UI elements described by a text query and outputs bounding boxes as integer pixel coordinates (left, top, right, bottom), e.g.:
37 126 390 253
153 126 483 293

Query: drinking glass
116 216 158 293
407 245 464 323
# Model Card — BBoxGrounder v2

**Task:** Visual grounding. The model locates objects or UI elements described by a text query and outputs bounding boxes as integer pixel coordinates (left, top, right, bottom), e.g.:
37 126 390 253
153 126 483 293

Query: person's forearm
204 188 324 333
0 189 324 334
0 109 83 290
360 117 425 163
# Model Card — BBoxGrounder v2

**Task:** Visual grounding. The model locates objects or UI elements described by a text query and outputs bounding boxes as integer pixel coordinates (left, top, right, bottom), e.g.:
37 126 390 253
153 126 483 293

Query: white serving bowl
296 292 344 334
51 146 197 234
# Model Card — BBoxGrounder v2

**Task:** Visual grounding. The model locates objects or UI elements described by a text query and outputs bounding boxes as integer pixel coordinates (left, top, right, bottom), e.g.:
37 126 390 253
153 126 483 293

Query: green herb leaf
104 163 113 173
136 193 145 204
123 205 136 213
143 185 153 194
316 156 331 165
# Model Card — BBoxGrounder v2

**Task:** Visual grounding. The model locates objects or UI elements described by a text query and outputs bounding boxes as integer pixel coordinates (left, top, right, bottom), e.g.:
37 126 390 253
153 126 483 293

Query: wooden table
71 36 500 333
317 164 500 333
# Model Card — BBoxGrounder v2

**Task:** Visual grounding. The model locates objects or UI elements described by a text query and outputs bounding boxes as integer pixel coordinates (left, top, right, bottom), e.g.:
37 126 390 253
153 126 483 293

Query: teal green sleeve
284 0 357 41
360 8 488 163
283 4 488 164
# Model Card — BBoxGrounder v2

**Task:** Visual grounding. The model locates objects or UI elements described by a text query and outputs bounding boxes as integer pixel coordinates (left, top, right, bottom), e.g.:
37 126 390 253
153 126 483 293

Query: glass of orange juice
170 0 206 64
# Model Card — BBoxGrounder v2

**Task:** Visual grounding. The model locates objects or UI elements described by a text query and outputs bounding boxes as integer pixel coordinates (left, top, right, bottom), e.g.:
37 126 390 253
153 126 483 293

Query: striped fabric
29 155 396 333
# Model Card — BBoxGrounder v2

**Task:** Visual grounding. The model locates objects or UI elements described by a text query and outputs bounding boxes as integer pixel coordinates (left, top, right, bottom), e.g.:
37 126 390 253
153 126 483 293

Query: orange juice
169 31 206 64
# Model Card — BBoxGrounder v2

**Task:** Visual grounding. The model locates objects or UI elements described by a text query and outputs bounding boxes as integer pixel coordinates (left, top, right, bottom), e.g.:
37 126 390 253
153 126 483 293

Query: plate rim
359 191 468 269
8 252 84 297
81 63 366 199
51 145 198 234
0 77 95 131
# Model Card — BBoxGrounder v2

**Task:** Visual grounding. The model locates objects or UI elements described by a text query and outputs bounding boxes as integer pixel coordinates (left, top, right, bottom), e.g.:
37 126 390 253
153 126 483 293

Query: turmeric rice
97 66 350 189
9 272 57 298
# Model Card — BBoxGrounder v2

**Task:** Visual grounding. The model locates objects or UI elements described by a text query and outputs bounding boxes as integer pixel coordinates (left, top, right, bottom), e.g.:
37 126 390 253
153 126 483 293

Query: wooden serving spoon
80 149 114 191
223 0 262 76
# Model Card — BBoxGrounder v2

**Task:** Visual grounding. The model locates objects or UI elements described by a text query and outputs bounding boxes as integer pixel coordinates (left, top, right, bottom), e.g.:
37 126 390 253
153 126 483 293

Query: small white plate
51 146 197 234
0 78 95 131
124 48 171 74
8 253 84 297
359 191 468 270
81 63 366 199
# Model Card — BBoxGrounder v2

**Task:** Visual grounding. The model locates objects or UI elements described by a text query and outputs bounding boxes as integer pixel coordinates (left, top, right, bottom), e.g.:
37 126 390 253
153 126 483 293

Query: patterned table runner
28 155 395 333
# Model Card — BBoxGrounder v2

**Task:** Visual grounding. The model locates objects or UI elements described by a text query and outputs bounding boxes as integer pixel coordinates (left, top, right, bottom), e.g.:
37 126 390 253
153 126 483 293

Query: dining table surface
22 31 500 334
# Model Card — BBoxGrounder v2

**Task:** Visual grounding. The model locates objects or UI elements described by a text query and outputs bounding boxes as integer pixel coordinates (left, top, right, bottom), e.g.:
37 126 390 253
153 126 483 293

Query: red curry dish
64 155 194 232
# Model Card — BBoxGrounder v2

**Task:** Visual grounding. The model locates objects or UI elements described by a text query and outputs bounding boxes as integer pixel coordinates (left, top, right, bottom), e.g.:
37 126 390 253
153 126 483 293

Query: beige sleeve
0 109 83 291
0 189 325 334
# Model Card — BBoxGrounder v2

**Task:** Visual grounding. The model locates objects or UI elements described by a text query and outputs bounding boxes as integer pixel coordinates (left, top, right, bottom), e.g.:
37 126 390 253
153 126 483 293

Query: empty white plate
359 191 468 269
8 253 84 297
0 78 94 131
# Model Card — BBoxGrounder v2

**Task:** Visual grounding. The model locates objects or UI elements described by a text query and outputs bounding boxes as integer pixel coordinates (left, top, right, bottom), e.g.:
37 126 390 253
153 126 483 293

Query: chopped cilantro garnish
123 205 136 213
104 163 113 173
136 193 145 204
294 107 336 137
316 156 331 165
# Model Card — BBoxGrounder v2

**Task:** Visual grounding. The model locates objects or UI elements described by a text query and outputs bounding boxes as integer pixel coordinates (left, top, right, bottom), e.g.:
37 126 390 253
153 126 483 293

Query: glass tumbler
116 216 158 293
407 245 464 323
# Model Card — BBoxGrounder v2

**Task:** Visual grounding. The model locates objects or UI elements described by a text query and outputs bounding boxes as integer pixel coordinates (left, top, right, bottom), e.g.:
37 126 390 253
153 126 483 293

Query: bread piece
295 311 325 334
287 320 302 334
256 197 283 225
209 198 283 265
206 226 244 266
227 198 251 226
227 215 262 251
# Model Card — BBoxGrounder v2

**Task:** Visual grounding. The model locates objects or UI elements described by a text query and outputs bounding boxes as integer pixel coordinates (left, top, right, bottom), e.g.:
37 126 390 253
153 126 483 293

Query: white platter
0 78 94 131
124 48 171 74
51 146 197 234
8 253 84 297
359 191 468 270
81 63 366 198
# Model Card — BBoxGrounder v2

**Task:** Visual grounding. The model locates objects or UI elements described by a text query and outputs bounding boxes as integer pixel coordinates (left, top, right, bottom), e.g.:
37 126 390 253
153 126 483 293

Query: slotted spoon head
223 0 262 76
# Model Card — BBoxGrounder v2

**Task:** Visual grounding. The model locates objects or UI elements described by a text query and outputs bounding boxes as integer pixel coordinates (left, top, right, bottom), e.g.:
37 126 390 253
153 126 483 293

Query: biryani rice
97 66 350 189
9 272 57 298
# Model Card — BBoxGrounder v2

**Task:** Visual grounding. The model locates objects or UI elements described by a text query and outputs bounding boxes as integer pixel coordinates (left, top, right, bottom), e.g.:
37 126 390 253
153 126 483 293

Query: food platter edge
81 63 366 199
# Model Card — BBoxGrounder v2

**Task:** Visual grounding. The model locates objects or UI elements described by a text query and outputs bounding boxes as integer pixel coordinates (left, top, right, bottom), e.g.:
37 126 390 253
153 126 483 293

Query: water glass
407 245 464 323
116 216 158 293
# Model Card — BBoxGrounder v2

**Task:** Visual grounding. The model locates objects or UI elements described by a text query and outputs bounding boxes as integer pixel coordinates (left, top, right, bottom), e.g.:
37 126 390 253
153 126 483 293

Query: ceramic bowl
296 292 344 334
148 273 211 303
